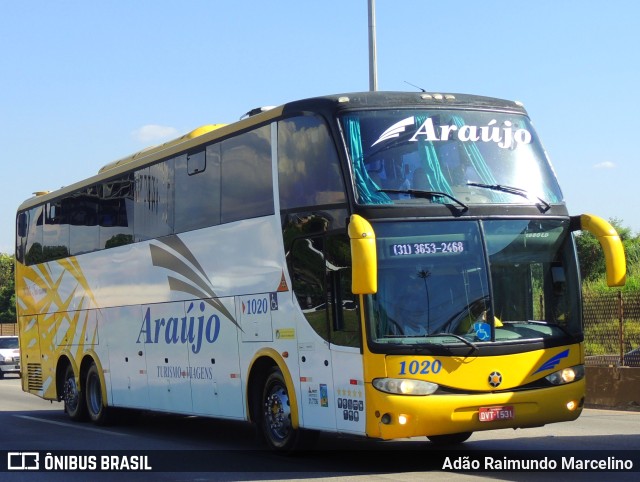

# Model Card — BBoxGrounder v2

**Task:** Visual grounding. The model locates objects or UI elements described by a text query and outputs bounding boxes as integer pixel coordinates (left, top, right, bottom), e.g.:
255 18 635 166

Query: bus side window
221 124 273 224
99 174 134 249
21 206 44 265
289 236 330 342
326 234 360 349
134 160 174 241
68 186 99 255
16 212 28 264
278 116 346 210
288 233 361 349
175 148 221 234
43 200 70 261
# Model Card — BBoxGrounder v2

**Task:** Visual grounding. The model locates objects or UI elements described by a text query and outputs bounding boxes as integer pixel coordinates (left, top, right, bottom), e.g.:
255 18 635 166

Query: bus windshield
367 219 581 349
340 109 563 207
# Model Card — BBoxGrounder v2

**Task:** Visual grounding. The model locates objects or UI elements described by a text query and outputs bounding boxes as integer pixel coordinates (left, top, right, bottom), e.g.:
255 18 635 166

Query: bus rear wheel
260 367 317 452
85 363 111 425
63 364 87 421
427 432 472 445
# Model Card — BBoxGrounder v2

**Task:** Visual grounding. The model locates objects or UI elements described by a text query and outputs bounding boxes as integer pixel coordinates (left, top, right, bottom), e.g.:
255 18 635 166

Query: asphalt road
1 375 639 481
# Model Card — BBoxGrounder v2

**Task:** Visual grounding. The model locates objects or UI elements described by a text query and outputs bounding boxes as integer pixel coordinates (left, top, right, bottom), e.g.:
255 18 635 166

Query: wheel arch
55 351 77 401
246 348 300 429
79 351 108 407
55 351 107 406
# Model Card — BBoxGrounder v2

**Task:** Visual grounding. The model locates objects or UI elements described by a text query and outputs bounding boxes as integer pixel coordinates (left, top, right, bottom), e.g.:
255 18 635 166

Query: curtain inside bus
344 116 392 205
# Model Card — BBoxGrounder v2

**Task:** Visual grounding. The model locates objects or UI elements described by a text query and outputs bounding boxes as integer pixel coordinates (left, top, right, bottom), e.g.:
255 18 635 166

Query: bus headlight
545 365 585 385
372 378 438 395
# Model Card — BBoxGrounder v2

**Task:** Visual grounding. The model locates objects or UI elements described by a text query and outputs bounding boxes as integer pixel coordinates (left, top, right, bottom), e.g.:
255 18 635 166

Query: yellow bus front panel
363 345 584 439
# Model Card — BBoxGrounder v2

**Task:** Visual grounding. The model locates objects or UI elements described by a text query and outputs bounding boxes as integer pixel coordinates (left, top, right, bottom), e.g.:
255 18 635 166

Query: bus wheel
85 363 110 425
261 368 296 450
63 364 87 421
427 432 472 445
260 367 318 452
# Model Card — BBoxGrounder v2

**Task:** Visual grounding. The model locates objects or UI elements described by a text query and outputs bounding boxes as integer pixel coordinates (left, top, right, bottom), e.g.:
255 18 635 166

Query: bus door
327 263 366 435
289 236 337 431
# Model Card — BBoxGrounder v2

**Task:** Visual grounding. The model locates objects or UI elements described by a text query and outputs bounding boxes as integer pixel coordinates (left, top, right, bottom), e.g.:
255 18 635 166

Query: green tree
0 253 16 324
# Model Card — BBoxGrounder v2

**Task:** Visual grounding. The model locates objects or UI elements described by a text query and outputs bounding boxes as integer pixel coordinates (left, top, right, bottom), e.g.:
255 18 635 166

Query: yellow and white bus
15 91 625 450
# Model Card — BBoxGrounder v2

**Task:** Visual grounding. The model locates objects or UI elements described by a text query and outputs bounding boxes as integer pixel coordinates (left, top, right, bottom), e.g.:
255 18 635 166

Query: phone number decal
390 241 465 257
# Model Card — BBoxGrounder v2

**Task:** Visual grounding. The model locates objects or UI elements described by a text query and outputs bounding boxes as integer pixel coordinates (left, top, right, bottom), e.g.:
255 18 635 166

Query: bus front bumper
365 379 585 440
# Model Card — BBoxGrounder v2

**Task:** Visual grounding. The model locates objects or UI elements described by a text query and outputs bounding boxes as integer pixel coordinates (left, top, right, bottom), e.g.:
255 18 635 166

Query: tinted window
68 186 100 255
290 236 329 341
221 124 273 223
278 116 346 210
174 146 221 233
288 233 360 348
23 205 44 265
135 160 174 241
43 200 70 261
99 174 134 249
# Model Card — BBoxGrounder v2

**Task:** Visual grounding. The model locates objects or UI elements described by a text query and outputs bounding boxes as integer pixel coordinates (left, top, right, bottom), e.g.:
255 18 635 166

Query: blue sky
1 0 638 254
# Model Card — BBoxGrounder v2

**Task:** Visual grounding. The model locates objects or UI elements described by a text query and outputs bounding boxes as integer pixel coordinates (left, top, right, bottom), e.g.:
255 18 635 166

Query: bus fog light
381 413 392 424
398 414 408 425
372 378 438 395
544 365 584 385
566 400 578 411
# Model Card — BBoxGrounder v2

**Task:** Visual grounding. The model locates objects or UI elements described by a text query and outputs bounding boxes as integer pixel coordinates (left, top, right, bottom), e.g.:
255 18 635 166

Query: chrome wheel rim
264 383 292 443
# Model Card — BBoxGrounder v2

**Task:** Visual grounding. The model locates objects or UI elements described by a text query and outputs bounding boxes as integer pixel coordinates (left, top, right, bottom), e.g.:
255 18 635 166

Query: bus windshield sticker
371 116 532 149
390 241 465 257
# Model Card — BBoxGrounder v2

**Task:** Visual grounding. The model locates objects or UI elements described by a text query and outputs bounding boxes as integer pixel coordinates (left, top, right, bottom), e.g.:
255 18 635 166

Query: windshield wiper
466 182 551 212
424 332 479 355
378 189 468 211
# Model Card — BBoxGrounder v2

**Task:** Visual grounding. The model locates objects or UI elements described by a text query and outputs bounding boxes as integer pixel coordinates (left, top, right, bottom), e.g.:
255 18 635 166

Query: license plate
478 405 514 422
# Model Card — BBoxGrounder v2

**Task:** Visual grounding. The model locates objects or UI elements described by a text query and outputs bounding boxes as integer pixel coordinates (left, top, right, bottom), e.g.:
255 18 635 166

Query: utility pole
368 0 378 91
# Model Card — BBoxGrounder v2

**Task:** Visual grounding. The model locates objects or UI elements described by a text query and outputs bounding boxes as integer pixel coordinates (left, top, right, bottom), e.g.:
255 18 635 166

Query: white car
0 336 20 379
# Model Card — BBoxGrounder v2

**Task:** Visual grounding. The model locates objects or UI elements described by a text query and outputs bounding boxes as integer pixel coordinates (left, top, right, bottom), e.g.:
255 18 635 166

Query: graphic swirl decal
17 257 99 397
149 235 240 330
533 349 569 374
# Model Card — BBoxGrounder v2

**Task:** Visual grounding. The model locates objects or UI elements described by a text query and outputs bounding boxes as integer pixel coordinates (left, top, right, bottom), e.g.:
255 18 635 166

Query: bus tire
63 364 88 421
427 432 472 445
85 363 111 425
260 367 317 452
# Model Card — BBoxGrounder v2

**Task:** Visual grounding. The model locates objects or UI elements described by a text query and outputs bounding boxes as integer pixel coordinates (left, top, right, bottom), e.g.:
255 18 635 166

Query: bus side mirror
348 214 377 294
571 214 626 287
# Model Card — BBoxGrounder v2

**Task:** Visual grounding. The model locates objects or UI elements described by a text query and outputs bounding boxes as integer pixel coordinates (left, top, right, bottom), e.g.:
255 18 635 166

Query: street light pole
368 0 378 91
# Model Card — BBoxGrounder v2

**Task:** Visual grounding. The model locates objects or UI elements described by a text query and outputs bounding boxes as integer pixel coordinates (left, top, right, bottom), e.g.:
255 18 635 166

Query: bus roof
18 91 527 211
281 91 527 117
